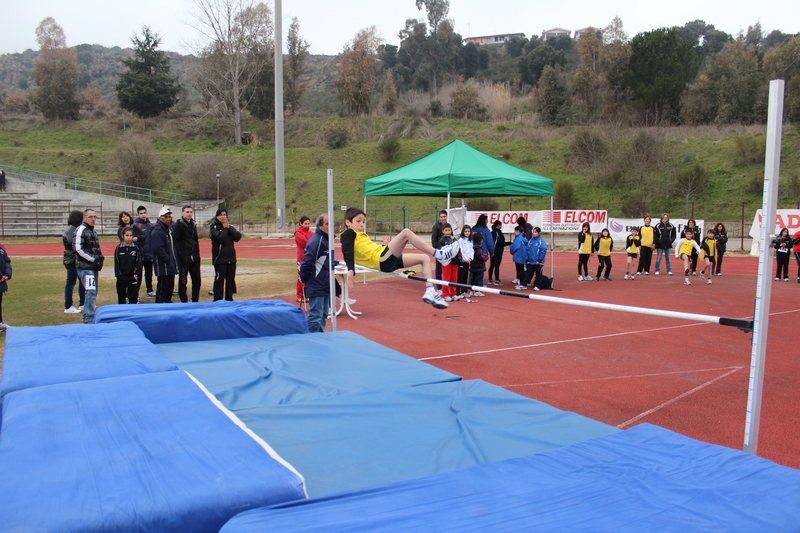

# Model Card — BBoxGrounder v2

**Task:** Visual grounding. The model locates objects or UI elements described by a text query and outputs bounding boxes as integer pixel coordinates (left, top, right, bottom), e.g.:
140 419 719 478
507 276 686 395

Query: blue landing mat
221 423 800 533
156 331 461 410
0 371 306 533
94 299 308 343
235 379 619 497
0 321 176 397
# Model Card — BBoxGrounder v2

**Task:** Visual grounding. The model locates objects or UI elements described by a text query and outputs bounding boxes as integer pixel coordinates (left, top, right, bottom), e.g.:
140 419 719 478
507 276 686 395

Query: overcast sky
1 0 797 56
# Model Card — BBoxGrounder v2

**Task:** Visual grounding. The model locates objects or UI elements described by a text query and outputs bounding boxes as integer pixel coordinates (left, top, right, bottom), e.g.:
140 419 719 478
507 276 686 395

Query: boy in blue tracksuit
510 226 529 289
527 226 548 291
299 214 334 333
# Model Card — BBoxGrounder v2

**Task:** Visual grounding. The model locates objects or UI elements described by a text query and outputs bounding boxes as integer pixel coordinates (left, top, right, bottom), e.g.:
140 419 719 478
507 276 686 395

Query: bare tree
189 0 273 144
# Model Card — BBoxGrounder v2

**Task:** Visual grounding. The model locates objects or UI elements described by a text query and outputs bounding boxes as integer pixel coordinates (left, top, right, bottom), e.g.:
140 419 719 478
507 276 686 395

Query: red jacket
793 230 800 253
294 226 312 262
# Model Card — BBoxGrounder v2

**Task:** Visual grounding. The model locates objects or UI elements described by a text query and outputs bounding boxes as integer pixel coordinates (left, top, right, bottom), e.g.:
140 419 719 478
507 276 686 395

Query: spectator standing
472 215 495 262
62 210 85 314
294 216 312 303
299 214 334 333
527 226 547 291
0 243 12 330
624 227 640 280
793 228 800 283
74 209 104 323
0 169 6 192
455 225 473 299
438 223 458 302
577 222 593 281
773 228 792 282
510 226 529 289
431 210 447 281
469 232 487 296
150 207 178 303
114 227 143 304
488 220 508 285
210 208 242 301
713 223 728 276
134 206 155 297
637 216 655 275
653 213 676 275
173 206 201 302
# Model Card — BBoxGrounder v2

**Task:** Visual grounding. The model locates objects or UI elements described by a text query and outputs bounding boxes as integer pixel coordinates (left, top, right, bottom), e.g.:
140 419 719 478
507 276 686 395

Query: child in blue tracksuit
527 226 548 291
510 226 528 289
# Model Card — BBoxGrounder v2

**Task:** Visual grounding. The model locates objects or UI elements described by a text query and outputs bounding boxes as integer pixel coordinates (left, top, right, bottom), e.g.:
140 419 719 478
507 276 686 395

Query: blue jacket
150 220 178 276
134 217 154 261
472 225 495 256
299 227 334 299
527 235 547 265
509 234 529 264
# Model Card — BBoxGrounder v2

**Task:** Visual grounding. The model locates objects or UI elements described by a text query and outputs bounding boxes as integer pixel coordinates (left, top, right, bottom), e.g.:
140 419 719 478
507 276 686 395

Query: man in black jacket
210 208 241 301
653 213 676 276
74 209 104 323
173 206 201 302
150 207 178 303
299 214 333 333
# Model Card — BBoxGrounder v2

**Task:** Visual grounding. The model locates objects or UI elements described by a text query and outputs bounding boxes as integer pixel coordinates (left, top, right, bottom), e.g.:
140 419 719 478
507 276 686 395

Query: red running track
9 241 799 469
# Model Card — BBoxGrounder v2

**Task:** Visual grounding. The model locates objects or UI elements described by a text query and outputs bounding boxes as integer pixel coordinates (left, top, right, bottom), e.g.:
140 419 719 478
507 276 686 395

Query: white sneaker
707 278 712 285
578 275 584 281
636 272 641 276
668 271 673 276
645 272 649 276
494 280 504 286
514 284 526 290
0 322 8 330
655 271 660 276
533 286 540 291
79 305 84 311
785 278 790 282
512 279 519 285
700 272 705 280
64 306 81 314
444 296 453 302
623 274 629 280
684 278 691 285
473 291 485 297
346 297 357 305
422 288 448 309
146 291 156 298
434 240 460 266
775 277 779 281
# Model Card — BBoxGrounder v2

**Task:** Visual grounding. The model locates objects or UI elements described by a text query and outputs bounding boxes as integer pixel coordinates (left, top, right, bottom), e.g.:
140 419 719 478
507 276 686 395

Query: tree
518 44 566 86
335 26 381 114
115 27 182 119
538 65 570 126
573 28 602 112
285 17 310 115
412 0 459 95
109 134 158 189
625 27 701 123
415 0 449 34
674 163 708 216
189 0 273 144
505 36 527 58
449 81 487 120
31 17 80 120
382 69 398 115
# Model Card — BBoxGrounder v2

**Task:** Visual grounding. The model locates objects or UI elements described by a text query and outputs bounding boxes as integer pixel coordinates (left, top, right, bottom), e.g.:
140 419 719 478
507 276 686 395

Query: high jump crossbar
359 267 754 332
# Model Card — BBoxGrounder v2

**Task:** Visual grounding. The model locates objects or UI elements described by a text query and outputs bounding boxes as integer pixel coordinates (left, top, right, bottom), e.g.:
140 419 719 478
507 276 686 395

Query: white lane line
502 366 746 388
616 367 744 429
421 308 800 362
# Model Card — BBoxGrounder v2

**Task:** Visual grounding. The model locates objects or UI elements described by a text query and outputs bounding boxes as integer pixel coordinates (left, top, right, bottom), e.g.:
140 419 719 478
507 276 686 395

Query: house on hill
464 33 526 46
573 27 599 40
541 28 571 41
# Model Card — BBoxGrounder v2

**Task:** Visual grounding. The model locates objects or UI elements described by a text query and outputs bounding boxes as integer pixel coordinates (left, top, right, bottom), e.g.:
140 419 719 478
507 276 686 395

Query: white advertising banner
748 209 800 255
608 218 705 243
464 210 608 233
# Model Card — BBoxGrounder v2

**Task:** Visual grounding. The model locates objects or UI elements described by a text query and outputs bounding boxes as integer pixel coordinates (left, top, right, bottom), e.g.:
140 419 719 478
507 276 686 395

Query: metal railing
2 165 189 205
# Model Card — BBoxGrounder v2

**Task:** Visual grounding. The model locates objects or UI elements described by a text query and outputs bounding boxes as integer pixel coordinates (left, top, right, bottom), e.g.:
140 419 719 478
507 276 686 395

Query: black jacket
0 245 11 293
172 216 201 265
150 219 178 276
114 243 143 282
134 217 154 261
431 221 444 248
62 224 80 269
299 227 333 299
714 230 728 254
491 228 508 255
210 220 242 264
74 222 104 271
654 222 676 249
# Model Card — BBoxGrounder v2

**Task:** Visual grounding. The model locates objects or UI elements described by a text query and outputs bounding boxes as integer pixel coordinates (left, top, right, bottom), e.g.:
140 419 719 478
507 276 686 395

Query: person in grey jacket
74 209 104 323
62 210 85 314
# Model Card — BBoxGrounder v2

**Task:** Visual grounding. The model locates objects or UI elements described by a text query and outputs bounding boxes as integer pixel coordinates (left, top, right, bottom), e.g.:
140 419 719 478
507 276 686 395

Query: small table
333 265 368 320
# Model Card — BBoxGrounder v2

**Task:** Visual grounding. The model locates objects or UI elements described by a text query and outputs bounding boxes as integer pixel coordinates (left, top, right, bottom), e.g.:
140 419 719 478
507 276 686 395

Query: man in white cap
149 206 178 303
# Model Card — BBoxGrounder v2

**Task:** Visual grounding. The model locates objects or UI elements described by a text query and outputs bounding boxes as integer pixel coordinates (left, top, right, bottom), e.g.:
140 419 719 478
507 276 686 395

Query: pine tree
115 27 181 119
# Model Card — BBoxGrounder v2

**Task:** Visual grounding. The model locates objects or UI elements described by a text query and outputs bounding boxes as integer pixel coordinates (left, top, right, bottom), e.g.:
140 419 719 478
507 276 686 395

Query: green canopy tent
364 140 554 201
362 139 556 280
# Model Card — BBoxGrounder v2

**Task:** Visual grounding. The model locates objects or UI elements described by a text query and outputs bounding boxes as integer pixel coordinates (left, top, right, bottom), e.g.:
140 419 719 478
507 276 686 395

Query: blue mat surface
0 321 176 397
221 423 800 533
0 371 306 533
235 379 619 497
157 331 462 410
94 300 308 343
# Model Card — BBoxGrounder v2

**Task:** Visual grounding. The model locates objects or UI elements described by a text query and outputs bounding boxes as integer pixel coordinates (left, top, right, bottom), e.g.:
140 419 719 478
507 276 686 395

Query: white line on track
616 367 744 428
501 365 746 388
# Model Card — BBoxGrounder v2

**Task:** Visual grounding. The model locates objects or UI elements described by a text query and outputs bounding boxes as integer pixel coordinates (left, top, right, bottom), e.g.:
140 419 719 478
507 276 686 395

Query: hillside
0 116 797 227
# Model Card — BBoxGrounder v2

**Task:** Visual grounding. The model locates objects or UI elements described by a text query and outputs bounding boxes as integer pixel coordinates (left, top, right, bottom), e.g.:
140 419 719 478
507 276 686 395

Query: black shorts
627 253 638 258
379 246 404 272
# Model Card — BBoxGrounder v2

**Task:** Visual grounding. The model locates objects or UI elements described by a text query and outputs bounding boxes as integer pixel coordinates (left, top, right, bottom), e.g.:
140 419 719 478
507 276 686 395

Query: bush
377 136 401 162
323 120 350 149
184 152 260 208
621 192 648 217
571 130 607 166
449 83 489 121
428 99 443 118
630 131 664 168
108 134 158 189
554 180 576 209
733 135 766 166
3 91 32 113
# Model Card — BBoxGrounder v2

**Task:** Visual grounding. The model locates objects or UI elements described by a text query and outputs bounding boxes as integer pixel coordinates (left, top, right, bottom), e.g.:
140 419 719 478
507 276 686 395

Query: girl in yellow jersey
674 228 702 285
593 228 614 281
699 229 717 285
636 216 655 276
624 227 640 280
340 207 459 309
577 222 594 281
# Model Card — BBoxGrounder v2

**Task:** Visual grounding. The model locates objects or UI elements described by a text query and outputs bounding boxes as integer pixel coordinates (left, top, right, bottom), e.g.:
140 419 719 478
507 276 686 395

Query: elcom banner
465 210 607 233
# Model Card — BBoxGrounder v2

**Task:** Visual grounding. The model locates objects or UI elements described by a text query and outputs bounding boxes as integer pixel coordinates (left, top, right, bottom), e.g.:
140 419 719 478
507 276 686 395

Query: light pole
216 174 220 206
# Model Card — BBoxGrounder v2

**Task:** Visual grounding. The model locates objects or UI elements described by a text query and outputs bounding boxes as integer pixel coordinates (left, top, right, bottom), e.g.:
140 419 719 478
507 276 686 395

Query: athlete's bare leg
386 228 435 257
